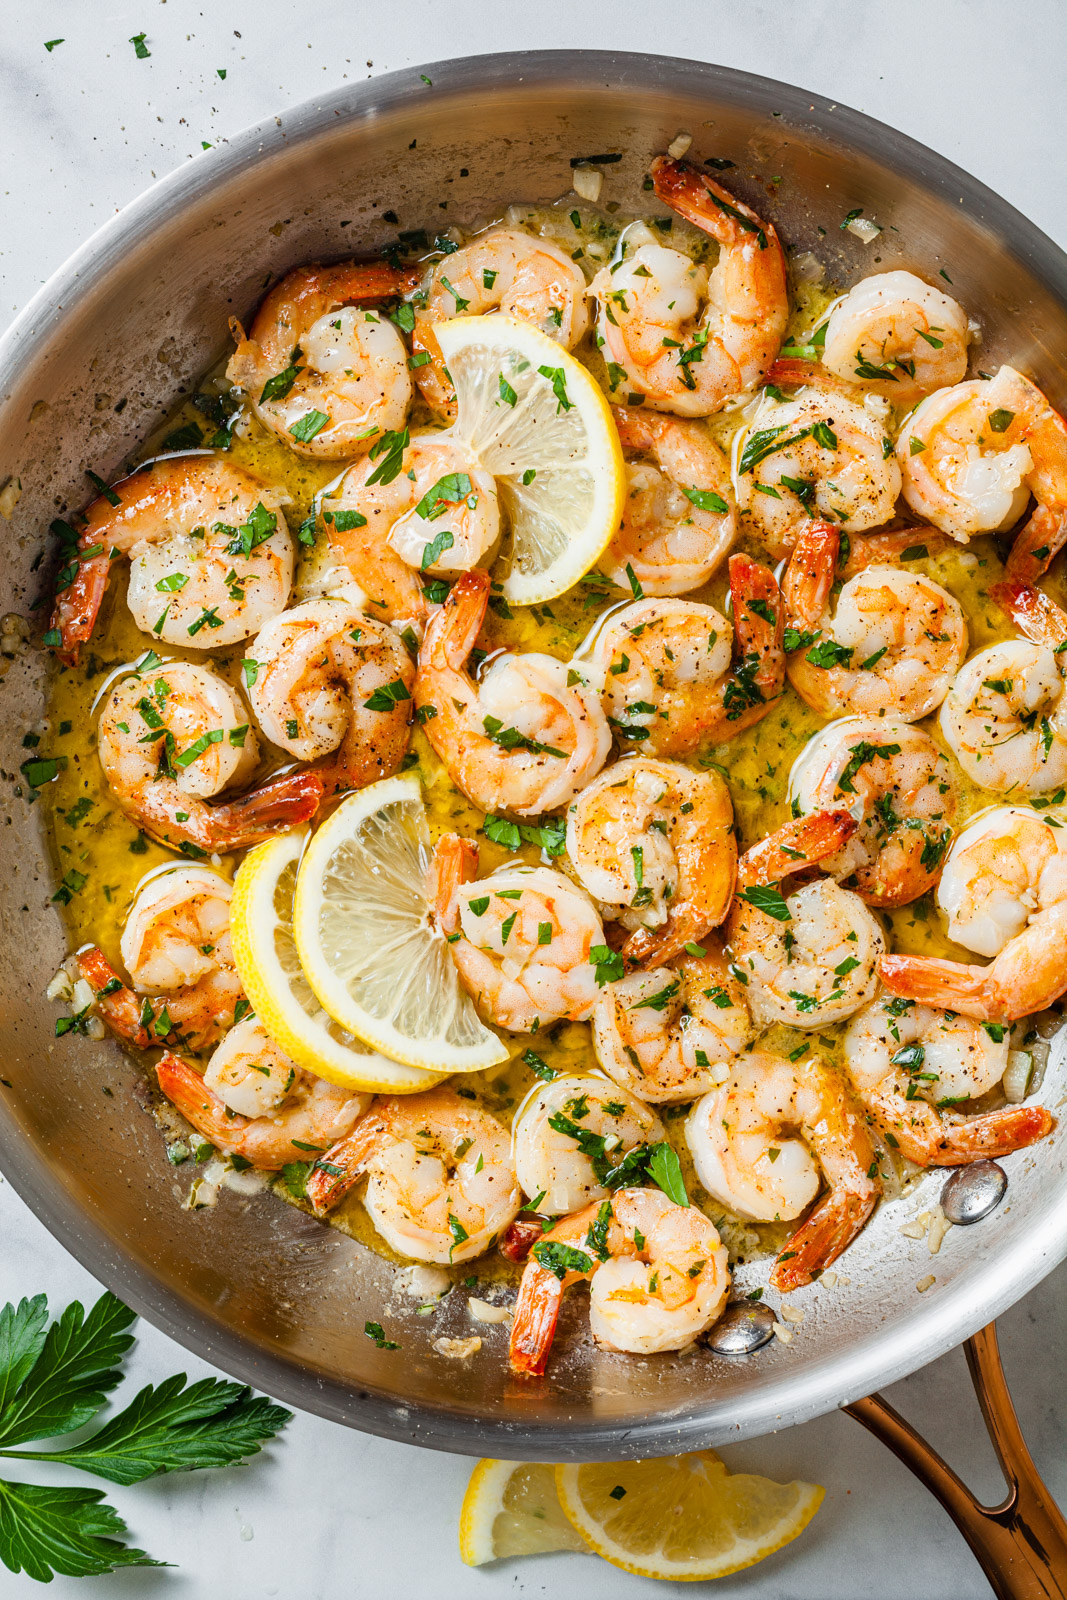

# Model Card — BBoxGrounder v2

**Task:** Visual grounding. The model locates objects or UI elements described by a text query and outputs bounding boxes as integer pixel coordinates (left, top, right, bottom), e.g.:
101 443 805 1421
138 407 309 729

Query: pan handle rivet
704 1299 777 1355
940 1160 1008 1225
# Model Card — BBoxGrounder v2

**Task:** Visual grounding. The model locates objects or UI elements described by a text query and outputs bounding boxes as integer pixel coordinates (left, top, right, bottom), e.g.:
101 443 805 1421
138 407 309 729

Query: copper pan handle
844 1323 1067 1600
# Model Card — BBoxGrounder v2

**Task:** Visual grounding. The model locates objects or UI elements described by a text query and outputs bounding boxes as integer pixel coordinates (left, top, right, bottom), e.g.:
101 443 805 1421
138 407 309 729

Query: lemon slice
436 315 625 604
555 1451 824 1582
230 828 441 1094
293 775 508 1073
459 1459 589 1566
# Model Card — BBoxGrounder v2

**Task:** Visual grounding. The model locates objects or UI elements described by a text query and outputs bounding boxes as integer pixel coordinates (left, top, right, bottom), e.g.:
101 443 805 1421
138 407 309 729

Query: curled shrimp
590 157 788 418
783 519 967 720
322 432 500 581
788 719 958 909
49 457 293 666
442 861 606 1033
77 866 244 1052
939 583 1067 794
565 757 735 966
600 407 737 596
98 660 321 853
588 553 784 758
686 1050 877 1290
415 569 611 817
509 1187 729 1374
899 367 1067 582
591 942 754 1103
412 230 589 417
733 388 901 558
819 271 971 402
843 994 1052 1165
226 259 420 458
156 1025 369 1169
245 597 414 797
511 1074 665 1215
879 804 1067 1021
305 1087 522 1260
725 810 884 1028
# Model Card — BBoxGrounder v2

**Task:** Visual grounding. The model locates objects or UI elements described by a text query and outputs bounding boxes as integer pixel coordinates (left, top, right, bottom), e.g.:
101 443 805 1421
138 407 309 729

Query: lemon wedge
436 315 625 605
292 775 508 1073
230 828 441 1093
554 1451 824 1581
459 1459 588 1566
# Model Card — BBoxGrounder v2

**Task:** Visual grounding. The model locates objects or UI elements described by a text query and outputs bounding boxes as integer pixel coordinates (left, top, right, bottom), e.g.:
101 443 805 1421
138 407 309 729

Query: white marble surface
3 1 1067 1594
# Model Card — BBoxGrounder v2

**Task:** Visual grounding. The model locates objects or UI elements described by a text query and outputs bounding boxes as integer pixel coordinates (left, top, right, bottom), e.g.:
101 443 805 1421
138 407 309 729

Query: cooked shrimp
98 660 321 853
226 259 420 458
789 719 958 909
600 407 736 595
725 810 884 1028
412 230 589 416
733 388 901 558
566 758 735 966
783 519 967 720
511 1074 665 1215
442 863 606 1033
843 994 1052 1165
322 432 500 579
305 1087 522 1259
509 1187 729 1374
820 271 970 402
592 942 754 1103
156 1030 369 1169
415 569 611 817
686 1050 877 1290
245 598 413 797
880 804 1067 1021
899 367 1067 581
588 553 784 758
49 457 293 665
589 157 788 418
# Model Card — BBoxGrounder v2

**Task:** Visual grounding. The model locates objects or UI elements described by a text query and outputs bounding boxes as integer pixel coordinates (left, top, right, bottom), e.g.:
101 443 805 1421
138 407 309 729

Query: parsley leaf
646 1142 689 1207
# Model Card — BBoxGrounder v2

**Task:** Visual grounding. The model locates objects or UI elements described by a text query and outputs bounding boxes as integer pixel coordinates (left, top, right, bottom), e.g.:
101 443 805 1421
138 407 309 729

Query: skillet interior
1 49 1067 1459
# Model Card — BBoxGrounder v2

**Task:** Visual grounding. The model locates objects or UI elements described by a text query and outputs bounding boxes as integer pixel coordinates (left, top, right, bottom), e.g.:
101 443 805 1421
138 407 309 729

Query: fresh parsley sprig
0 1290 290 1582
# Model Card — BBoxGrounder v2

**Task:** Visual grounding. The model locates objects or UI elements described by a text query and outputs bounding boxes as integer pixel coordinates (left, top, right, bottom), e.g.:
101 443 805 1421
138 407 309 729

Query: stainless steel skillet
1 49 1066 1596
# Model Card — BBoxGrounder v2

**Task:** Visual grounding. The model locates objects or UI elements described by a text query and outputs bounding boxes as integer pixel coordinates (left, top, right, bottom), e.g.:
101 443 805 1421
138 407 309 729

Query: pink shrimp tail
990 580 1067 649
783 519 839 630
508 1263 565 1378
420 567 488 671
879 952 1066 1023
50 550 111 667
610 405 670 454
77 947 152 1047
433 832 479 932
305 1111 384 1215
201 770 324 850
650 156 780 253
771 1185 877 1292
739 809 857 890
1004 504 1067 585
928 1105 1053 1166
156 1051 247 1148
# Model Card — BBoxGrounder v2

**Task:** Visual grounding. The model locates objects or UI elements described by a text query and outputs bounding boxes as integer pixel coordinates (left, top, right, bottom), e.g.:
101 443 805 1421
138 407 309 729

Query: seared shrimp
783 519 967 720
49 457 293 665
511 1074 665 1215
98 660 321 853
156 1028 369 1169
588 553 784 758
686 1050 877 1290
412 230 589 416
789 719 958 909
415 569 611 817
820 271 971 402
566 758 735 966
725 810 884 1028
305 1087 522 1260
843 995 1052 1165
592 942 754 1103
245 598 413 797
940 633 1067 796
590 157 788 418
77 867 244 1052
880 805 1067 1021
733 388 901 558
443 862 606 1033
509 1187 729 1374
601 407 736 596
322 432 500 579
226 259 419 458
900 367 1067 582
